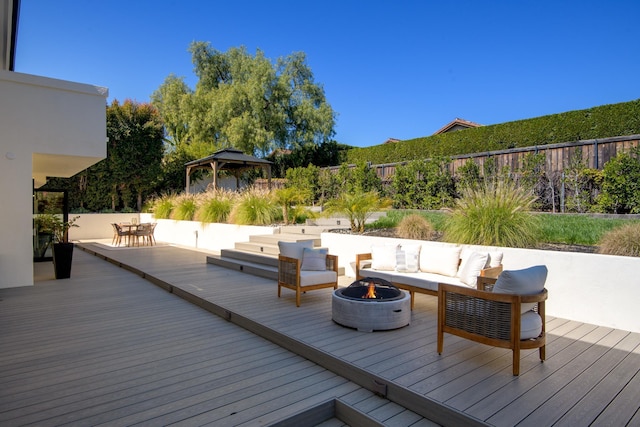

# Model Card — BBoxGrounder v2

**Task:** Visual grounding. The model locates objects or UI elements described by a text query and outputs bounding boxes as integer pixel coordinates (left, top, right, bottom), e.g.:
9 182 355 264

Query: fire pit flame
363 283 377 299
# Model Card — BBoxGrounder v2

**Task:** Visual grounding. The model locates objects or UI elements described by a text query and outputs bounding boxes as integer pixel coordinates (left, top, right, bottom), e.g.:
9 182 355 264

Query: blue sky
15 0 640 148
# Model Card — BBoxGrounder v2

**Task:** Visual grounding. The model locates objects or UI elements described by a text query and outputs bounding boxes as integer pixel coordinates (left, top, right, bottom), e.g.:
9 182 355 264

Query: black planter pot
52 242 74 279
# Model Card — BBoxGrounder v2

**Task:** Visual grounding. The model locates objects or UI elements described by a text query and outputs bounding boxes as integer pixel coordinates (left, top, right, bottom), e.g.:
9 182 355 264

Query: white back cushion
493 265 548 313
420 245 461 277
278 240 314 260
457 251 489 286
371 244 398 271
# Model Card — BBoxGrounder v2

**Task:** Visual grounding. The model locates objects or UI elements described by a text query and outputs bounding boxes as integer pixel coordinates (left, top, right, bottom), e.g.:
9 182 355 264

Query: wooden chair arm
355 253 372 279
477 275 497 291
480 265 503 278
326 254 339 273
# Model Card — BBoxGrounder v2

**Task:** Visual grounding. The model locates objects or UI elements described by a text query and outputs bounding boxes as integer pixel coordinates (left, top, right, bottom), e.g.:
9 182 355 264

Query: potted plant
37 214 79 279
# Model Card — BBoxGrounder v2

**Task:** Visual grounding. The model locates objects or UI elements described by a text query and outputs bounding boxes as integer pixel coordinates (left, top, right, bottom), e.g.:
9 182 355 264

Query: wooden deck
3 243 639 426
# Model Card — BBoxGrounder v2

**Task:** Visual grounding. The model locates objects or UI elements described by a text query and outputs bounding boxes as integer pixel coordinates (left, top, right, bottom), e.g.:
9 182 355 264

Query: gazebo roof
184 148 272 193
185 148 272 170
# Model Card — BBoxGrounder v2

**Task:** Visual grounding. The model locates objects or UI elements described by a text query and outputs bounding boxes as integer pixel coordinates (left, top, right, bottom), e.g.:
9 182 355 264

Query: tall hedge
346 99 640 165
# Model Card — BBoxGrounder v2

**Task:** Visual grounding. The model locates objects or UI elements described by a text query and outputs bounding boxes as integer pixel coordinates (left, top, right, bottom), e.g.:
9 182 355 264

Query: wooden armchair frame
437 276 547 375
278 254 339 307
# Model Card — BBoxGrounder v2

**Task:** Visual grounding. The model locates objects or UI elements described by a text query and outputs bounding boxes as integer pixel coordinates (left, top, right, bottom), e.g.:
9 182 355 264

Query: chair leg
277 284 281 298
539 345 546 362
296 288 301 307
513 348 520 376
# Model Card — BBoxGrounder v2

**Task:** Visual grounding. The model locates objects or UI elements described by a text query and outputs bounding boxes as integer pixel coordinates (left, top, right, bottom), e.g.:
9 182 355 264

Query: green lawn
369 210 640 246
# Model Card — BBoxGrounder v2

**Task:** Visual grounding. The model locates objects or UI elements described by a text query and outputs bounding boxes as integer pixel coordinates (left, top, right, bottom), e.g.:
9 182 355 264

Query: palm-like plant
325 191 391 233
444 180 540 247
273 187 312 225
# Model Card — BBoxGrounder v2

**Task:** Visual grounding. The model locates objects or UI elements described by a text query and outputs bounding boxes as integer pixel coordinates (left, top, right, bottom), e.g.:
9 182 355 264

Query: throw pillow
486 251 504 268
492 265 548 313
371 244 398 271
419 245 461 277
278 240 314 260
396 244 421 273
301 247 328 271
457 251 489 287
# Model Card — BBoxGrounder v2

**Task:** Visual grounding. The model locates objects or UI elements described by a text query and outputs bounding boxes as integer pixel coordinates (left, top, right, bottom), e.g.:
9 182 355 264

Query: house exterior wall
0 70 107 288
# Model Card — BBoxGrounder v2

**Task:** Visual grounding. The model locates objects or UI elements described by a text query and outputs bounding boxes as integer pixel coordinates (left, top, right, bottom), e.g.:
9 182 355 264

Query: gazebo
184 148 272 194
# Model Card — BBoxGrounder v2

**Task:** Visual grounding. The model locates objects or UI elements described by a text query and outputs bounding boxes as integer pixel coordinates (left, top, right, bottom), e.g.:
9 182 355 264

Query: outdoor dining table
117 222 155 247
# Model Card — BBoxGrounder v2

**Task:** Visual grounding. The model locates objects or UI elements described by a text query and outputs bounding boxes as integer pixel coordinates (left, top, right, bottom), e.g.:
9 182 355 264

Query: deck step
249 233 321 245
206 254 278 280
207 248 345 278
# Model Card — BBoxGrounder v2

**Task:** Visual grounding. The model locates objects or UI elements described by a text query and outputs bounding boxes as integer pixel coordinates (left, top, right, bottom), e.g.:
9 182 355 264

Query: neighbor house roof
434 118 482 135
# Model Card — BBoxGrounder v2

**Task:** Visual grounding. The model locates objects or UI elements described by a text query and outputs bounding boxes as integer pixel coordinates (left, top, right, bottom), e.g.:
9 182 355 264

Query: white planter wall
321 233 640 334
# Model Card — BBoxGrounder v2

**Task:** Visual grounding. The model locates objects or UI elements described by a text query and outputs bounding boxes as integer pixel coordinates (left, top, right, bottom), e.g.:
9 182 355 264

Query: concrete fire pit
332 277 411 332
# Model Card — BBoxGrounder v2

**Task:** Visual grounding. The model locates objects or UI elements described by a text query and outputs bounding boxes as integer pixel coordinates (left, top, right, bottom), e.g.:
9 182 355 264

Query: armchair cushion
521 311 543 340
301 247 328 271
299 269 338 286
493 265 548 313
278 240 314 260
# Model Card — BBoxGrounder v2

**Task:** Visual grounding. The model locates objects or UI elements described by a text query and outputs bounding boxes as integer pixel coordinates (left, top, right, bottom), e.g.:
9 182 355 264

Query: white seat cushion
358 268 393 283
521 310 543 339
299 270 337 286
394 271 467 292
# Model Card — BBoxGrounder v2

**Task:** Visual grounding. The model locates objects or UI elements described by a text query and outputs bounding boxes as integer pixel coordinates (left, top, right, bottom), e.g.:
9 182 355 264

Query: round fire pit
332 277 411 332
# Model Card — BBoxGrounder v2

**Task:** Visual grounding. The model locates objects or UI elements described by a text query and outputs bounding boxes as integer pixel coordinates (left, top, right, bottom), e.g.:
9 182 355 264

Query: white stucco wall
0 70 107 288
321 233 640 334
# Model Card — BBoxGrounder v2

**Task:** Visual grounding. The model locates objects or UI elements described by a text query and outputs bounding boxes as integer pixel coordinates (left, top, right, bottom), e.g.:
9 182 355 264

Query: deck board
73 243 640 426
5 242 639 426
1 248 430 426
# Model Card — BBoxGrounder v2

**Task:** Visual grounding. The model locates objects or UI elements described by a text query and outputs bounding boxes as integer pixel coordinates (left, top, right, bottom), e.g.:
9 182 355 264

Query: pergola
184 148 272 194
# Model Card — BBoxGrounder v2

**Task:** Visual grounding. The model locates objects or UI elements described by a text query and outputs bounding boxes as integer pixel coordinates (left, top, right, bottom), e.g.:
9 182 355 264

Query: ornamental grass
444 180 541 248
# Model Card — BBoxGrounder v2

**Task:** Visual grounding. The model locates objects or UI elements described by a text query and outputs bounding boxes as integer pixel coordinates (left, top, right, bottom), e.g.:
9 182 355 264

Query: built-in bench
355 243 503 309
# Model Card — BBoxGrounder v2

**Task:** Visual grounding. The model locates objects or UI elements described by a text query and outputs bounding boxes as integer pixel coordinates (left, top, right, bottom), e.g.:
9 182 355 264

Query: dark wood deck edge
77 244 487 427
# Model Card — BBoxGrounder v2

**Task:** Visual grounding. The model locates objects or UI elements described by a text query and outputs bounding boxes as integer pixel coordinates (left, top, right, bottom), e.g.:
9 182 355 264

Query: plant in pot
37 214 79 279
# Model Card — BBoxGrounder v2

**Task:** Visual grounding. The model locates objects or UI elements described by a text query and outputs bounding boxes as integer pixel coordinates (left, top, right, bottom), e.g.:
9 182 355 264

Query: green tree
152 42 336 157
106 100 165 211
392 159 455 209
597 147 640 213
456 159 481 190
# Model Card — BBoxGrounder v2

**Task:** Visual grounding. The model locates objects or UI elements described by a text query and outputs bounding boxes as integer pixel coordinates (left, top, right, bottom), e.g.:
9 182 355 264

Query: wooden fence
328 134 640 182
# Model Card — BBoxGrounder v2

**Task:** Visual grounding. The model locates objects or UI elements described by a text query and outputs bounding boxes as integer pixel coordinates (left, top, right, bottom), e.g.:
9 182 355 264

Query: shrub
397 214 434 240
196 190 236 223
171 195 198 221
444 180 541 247
598 223 640 257
229 187 281 225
